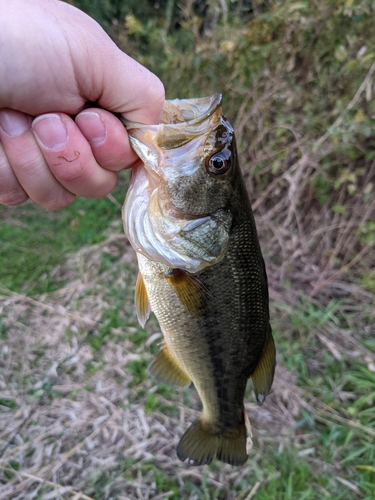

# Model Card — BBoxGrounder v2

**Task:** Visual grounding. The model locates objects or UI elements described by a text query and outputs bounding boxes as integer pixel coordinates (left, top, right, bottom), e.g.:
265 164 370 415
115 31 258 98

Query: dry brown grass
0 236 303 500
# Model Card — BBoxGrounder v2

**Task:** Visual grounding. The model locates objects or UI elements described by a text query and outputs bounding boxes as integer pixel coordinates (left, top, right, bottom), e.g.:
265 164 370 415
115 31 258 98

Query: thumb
60 0 165 124
95 48 165 125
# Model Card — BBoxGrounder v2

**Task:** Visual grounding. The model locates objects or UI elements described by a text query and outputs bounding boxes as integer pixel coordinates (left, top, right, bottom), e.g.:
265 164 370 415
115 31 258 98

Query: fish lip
162 93 222 129
121 93 223 137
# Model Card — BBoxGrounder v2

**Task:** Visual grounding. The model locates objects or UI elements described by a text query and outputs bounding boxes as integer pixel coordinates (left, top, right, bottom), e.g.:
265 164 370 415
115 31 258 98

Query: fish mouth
122 93 222 132
121 93 223 151
123 94 226 214
163 93 222 127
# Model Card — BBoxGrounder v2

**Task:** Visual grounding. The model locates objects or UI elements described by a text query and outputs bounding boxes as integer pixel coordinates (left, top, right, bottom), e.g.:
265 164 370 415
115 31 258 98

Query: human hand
0 0 164 209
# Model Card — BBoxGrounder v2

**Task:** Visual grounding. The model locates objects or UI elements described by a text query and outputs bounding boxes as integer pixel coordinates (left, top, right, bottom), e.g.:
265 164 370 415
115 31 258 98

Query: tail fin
177 417 248 466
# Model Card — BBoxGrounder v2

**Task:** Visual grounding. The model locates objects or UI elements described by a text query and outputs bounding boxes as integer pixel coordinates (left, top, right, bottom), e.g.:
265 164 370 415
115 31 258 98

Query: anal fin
135 272 151 328
148 345 191 389
165 269 212 318
251 325 276 406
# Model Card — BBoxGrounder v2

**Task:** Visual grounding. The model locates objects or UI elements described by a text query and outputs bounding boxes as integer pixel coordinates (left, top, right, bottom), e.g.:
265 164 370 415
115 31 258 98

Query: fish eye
207 152 230 175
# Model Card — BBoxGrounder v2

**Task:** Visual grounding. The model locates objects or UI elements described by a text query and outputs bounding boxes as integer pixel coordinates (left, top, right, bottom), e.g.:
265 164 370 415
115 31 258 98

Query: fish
121 93 275 466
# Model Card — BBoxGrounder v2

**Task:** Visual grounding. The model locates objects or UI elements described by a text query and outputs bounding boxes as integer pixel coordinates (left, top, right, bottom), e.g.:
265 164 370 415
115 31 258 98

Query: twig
106 193 122 210
245 481 261 500
335 476 361 494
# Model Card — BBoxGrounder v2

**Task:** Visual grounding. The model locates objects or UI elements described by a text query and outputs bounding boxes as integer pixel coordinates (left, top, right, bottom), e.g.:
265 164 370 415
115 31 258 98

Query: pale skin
0 0 165 209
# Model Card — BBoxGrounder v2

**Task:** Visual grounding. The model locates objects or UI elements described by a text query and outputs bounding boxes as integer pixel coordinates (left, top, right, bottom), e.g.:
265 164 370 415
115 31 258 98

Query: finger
75 108 138 171
32 113 117 198
0 139 28 206
0 108 75 209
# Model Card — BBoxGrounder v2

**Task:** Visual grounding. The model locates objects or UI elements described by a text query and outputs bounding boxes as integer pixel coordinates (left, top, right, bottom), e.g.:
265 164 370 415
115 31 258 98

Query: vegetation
1 0 374 498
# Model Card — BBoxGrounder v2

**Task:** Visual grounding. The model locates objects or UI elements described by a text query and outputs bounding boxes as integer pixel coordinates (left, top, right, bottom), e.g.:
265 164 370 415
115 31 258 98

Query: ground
0 189 374 499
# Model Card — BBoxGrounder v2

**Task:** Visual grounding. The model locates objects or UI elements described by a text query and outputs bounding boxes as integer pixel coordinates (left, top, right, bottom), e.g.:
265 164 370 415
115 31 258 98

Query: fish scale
122 94 276 466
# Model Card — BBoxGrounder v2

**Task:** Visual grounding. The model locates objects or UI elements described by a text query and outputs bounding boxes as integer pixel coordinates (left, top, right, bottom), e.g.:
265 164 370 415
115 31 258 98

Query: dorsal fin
165 269 213 317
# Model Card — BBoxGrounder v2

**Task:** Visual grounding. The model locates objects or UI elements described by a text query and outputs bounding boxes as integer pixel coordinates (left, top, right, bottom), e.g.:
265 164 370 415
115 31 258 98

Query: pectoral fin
148 345 191 389
135 272 151 328
251 326 276 406
165 269 212 317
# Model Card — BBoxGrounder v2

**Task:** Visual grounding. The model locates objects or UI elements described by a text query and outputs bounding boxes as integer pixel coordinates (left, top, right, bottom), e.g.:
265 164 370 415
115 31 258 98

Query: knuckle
31 186 75 210
143 73 165 109
97 153 127 171
83 172 117 199
18 150 46 173
93 172 117 198
0 134 48 178
0 150 28 206
52 153 117 198
53 157 88 183
0 189 28 206
41 192 75 210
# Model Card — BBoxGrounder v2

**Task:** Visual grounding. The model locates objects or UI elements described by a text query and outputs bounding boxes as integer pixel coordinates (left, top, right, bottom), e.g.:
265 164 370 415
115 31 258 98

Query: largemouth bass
122 94 275 466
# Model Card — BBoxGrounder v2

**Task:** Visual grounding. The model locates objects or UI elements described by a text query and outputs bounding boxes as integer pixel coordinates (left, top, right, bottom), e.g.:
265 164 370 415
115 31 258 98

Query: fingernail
75 111 106 146
0 109 31 136
32 114 68 150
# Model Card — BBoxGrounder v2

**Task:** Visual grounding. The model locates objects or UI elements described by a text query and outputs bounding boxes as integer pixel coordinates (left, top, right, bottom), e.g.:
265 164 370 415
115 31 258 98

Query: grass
0 171 129 295
272 302 375 499
1 219 374 498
